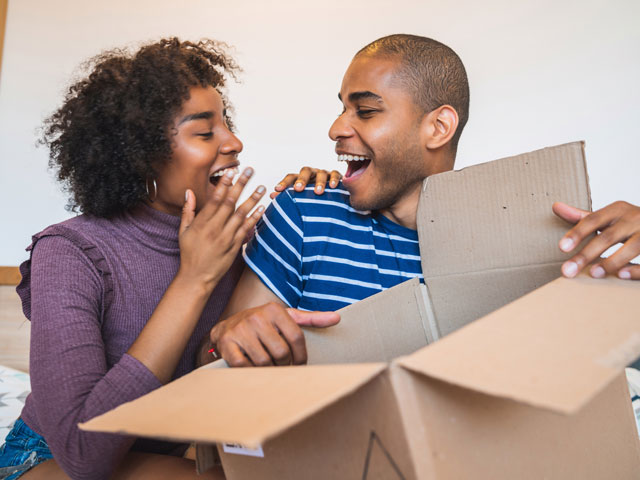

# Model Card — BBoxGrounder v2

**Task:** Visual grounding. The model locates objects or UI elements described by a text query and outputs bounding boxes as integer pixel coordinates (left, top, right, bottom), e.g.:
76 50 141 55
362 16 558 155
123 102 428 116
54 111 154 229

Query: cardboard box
306 140 591 364
80 143 640 478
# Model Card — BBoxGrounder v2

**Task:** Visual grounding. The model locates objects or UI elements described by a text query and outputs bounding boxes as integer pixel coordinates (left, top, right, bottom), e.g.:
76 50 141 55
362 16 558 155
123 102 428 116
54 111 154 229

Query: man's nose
328 113 353 141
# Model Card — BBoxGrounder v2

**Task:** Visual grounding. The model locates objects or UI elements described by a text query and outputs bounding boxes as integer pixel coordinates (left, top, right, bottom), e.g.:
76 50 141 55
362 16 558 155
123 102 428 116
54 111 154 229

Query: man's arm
222 265 286 314
553 201 640 279
200 266 339 367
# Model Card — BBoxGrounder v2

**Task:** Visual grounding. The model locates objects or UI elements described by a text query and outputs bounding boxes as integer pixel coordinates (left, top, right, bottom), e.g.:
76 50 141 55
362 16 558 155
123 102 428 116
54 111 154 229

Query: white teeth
211 167 239 178
337 154 369 162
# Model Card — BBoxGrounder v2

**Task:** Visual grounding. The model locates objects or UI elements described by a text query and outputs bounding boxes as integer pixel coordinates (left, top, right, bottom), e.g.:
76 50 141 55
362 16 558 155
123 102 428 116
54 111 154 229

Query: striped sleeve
243 189 304 307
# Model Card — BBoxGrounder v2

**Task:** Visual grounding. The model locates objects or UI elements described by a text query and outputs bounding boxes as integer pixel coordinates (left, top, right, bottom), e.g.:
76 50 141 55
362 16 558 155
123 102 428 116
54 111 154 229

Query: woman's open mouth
338 154 371 180
209 166 239 186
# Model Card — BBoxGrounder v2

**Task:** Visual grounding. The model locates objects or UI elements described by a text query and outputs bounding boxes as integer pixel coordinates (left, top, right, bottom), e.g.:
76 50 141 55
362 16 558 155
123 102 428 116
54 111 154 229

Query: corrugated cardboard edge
395 274 640 415
80 363 387 448
580 141 593 212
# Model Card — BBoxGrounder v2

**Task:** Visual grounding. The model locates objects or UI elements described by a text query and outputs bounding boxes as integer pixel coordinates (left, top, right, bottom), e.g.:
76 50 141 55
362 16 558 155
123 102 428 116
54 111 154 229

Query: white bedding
0 365 30 443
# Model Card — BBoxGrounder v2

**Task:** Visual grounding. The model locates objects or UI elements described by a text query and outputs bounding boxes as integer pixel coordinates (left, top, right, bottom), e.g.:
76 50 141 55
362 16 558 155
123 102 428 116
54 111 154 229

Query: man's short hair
356 34 470 151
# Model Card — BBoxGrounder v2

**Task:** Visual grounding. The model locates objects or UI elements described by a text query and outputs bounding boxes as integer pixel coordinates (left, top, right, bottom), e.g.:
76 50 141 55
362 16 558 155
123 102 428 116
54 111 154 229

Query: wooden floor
0 286 30 373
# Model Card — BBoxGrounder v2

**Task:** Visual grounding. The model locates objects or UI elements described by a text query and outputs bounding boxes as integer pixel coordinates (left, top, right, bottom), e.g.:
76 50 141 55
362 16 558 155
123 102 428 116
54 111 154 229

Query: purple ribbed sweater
16 203 243 479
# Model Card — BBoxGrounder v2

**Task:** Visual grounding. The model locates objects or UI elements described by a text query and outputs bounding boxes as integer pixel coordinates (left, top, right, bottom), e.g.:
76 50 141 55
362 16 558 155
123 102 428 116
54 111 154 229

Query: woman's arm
29 236 161 480
29 170 263 479
127 169 263 383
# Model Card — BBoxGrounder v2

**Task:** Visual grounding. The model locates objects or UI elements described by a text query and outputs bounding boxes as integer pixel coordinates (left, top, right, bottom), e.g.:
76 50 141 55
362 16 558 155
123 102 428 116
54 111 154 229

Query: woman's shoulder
17 214 114 320
24 215 113 277
32 214 110 245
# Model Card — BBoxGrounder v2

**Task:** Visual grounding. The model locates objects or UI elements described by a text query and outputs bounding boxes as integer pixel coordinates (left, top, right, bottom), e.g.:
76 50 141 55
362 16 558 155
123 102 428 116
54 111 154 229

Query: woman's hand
178 167 265 290
271 167 342 199
128 167 265 383
553 201 640 279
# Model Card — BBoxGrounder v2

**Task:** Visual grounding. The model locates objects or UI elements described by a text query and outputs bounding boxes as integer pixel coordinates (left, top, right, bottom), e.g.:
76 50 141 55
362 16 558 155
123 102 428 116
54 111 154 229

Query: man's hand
553 201 640 280
209 303 340 367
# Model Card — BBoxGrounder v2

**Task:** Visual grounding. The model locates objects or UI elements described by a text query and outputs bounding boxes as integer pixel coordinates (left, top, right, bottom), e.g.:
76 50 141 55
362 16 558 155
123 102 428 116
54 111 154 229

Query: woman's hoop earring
145 178 157 203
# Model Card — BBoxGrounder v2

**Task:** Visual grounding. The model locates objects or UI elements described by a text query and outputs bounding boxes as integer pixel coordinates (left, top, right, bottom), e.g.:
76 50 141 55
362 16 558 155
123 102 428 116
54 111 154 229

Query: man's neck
378 182 421 230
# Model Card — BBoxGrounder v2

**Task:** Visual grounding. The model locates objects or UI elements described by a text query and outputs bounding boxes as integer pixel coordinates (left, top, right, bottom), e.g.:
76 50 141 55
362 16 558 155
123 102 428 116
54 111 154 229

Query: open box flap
303 277 436 363
80 363 386 448
396 275 640 415
417 141 590 277
415 141 593 349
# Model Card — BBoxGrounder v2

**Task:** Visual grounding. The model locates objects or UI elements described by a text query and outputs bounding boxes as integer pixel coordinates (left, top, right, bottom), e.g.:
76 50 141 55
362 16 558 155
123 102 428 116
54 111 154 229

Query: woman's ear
420 105 459 151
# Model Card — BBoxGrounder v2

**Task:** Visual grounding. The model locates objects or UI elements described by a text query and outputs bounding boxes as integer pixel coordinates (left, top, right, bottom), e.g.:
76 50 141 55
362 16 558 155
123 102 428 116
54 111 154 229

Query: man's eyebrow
338 91 383 103
178 111 214 125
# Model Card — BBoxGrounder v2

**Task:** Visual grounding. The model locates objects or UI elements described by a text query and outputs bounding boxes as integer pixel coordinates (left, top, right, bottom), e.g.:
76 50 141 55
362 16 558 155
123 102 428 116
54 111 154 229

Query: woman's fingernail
619 269 632 280
225 169 235 178
559 237 574 252
256 185 265 194
590 265 605 278
243 167 254 177
257 205 265 213
295 182 303 189
315 184 322 192
562 261 578 278
330 181 337 187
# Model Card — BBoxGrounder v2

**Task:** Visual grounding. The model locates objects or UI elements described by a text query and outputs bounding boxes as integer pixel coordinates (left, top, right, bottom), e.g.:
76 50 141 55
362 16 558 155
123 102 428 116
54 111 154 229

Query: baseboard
0 267 21 286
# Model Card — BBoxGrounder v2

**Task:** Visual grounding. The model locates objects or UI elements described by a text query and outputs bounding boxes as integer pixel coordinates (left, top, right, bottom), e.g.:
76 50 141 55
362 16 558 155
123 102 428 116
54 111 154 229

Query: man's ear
420 105 459 151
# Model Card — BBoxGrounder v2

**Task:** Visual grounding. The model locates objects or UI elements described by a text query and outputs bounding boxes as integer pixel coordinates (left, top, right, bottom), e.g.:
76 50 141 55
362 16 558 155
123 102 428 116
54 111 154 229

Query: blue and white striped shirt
244 184 423 311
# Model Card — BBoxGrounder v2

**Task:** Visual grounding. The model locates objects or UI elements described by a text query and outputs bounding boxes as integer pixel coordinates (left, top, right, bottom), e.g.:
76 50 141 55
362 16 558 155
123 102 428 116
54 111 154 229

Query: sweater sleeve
27 235 162 480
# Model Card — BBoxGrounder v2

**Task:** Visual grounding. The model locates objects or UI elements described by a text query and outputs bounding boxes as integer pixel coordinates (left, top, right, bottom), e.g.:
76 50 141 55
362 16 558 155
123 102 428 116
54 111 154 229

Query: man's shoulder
277 183 372 223
282 183 351 203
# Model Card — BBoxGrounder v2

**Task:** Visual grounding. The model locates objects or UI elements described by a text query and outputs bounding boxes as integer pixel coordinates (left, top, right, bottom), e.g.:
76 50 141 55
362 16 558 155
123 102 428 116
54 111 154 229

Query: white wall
1 0 639 265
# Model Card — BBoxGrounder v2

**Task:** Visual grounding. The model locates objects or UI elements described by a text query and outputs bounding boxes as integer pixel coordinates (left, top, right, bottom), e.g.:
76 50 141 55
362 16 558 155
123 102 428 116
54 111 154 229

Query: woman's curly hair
41 38 240 217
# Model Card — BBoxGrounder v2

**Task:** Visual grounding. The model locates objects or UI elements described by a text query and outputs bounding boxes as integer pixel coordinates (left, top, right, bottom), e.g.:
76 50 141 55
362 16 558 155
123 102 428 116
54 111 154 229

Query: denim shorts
0 418 53 480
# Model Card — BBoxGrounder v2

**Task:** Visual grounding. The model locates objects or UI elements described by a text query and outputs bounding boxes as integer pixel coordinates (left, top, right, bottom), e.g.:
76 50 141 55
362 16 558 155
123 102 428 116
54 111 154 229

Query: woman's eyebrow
178 111 214 125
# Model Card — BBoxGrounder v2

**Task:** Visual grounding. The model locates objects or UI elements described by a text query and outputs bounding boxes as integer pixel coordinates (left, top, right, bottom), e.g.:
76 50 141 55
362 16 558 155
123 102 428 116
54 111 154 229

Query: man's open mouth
209 166 239 186
338 154 371 179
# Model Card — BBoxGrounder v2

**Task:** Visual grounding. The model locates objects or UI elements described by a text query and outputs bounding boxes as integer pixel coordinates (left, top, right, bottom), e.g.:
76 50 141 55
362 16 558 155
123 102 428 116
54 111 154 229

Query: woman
0 38 339 479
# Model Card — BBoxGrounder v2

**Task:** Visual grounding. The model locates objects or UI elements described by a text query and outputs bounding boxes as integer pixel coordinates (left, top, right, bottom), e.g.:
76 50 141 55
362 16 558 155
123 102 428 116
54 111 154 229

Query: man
204 34 640 367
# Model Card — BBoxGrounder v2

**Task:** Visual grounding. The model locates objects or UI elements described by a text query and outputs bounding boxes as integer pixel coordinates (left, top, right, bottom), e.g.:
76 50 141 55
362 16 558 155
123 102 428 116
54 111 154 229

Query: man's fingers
286 309 340 328
178 189 196 236
219 341 252 368
273 315 307 365
560 225 629 278
552 202 590 225
597 233 640 276
618 264 640 280
558 209 617 254
257 329 294 366
557 201 639 254
240 334 277 367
